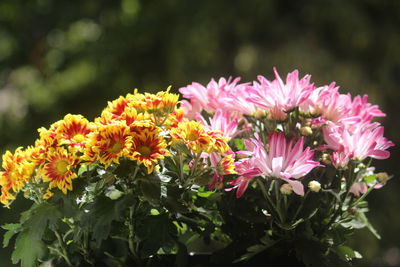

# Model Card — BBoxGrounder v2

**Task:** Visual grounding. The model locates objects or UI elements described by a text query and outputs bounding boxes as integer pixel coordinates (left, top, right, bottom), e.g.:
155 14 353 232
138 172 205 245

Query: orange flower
207 130 230 154
127 88 179 116
119 106 156 132
170 121 211 153
0 148 36 205
40 147 79 194
104 95 130 118
0 188 15 207
218 154 237 175
83 121 133 167
165 108 185 129
56 114 93 152
129 128 170 174
170 121 229 154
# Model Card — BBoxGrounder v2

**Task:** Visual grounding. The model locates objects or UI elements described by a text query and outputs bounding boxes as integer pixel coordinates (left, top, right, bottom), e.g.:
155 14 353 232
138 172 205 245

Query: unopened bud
264 143 270 152
322 153 331 165
106 188 123 200
280 183 293 195
377 172 389 184
299 126 312 136
308 180 321 192
253 109 266 119
357 163 366 169
154 165 160 173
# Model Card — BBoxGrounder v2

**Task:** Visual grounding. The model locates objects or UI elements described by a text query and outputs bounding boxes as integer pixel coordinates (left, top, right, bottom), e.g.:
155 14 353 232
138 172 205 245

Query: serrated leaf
92 194 136 246
140 175 161 203
23 203 62 240
135 214 177 257
2 223 22 248
12 230 46 267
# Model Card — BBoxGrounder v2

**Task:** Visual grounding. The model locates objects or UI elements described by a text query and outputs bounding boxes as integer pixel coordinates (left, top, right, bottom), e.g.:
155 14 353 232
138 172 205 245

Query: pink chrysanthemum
248 68 315 120
322 122 393 168
229 132 321 197
197 109 240 139
179 77 255 118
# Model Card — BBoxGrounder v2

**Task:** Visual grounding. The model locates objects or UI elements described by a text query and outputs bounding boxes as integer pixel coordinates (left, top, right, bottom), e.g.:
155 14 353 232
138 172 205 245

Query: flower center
137 145 152 157
187 131 198 141
72 134 85 143
55 160 69 175
111 141 123 153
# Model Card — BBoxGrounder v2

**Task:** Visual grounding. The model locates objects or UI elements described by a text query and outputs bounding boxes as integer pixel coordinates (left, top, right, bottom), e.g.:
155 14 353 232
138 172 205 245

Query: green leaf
2 223 22 248
175 241 188 267
135 214 177 257
363 175 377 183
193 172 213 186
77 163 98 176
92 194 136 246
359 212 381 239
140 174 161 203
197 191 214 198
23 203 62 240
332 245 357 261
233 138 245 150
12 230 46 267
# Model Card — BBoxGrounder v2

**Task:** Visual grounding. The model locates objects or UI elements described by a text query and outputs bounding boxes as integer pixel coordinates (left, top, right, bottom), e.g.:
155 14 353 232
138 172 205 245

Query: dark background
0 0 399 266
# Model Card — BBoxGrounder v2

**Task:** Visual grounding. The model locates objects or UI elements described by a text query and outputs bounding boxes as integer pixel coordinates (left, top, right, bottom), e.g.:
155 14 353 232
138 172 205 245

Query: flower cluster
180 67 393 198
0 89 232 206
0 69 394 266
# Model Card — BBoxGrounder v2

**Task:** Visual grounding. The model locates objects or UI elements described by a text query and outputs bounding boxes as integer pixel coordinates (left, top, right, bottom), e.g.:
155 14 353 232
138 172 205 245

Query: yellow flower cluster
0 88 233 206
170 121 229 154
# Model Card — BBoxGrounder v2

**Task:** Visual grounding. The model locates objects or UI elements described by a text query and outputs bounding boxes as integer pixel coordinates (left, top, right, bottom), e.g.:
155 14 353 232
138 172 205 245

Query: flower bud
280 183 293 195
321 153 331 165
253 109 266 119
308 180 321 192
300 126 313 136
106 188 123 200
377 172 389 184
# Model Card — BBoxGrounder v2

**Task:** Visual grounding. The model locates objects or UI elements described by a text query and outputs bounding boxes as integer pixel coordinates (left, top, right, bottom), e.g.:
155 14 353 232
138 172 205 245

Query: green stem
178 151 184 183
128 202 140 262
53 230 73 267
350 184 375 208
257 179 282 223
273 180 285 223
292 191 309 221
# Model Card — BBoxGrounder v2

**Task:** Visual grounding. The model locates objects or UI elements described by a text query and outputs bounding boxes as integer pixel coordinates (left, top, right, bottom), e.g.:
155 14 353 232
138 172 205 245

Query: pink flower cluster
180 68 393 197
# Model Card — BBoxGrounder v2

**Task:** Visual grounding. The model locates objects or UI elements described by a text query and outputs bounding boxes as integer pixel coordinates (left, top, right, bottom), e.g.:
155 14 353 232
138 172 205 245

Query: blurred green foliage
0 0 399 266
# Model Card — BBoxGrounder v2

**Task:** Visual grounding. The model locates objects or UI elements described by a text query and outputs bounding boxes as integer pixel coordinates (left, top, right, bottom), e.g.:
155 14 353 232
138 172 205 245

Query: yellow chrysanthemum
97 107 155 132
129 128 170 174
218 154 237 175
171 121 229 154
56 114 93 152
165 108 185 129
31 125 60 167
206 130 230 154
82 121 133 167
103 95 130 118
40 147 79 195
119 106 156 132
0 147 36 205
0 188 15 207
127 87 179 115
